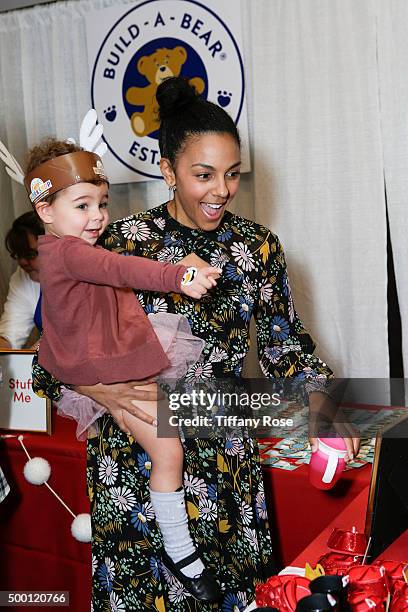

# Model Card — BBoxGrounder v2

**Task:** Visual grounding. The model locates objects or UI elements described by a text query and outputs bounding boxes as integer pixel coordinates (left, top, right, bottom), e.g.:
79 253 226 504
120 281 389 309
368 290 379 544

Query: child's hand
180 266 222 299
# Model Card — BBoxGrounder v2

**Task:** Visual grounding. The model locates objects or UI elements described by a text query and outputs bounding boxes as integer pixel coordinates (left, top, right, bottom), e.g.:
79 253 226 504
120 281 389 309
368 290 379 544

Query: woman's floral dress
33 202 332 611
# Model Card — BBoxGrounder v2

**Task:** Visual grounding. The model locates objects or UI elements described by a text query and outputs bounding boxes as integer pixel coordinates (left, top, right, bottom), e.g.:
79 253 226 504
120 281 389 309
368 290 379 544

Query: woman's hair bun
157 77 199 119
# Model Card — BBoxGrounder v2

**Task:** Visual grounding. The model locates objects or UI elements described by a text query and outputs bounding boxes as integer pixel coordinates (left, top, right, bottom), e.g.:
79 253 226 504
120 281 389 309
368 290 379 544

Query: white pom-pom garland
71 513 92 543
23 457 51 485
18 436 90 544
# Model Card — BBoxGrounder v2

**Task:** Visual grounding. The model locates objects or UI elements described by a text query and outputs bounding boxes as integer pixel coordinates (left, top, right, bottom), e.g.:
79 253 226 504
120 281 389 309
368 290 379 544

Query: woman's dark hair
5 211 44 259
157 77 240 165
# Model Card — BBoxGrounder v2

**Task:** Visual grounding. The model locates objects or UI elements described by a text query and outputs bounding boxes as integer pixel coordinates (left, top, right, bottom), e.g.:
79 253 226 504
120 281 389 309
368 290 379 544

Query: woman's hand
308 391 360 461
74 379 162 433
309 427 360 462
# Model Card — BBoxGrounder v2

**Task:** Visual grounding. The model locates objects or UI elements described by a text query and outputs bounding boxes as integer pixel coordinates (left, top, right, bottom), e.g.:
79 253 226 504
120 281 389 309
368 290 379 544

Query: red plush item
256 576 286 610
347 593 384 611
371 559 407 595
255 575 311 611
348 565 389 606
327 527 367 556
391 583 408 611
317 551 361 576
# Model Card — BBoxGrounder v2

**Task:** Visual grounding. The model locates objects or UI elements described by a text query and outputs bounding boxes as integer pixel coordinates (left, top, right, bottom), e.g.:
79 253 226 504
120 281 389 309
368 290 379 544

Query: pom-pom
71 513 91 542
23 457 51 485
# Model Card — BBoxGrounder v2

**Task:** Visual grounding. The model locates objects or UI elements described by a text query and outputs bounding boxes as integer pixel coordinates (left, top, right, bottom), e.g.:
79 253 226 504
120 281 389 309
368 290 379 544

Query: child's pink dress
56 313 203 439
37 234 204 439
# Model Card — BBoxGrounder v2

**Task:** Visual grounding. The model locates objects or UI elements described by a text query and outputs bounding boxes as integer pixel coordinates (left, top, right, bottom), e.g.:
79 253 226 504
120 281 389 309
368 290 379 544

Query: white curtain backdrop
242 0 388 378
0 0 167 300
0 0 398 379
377 0 408 378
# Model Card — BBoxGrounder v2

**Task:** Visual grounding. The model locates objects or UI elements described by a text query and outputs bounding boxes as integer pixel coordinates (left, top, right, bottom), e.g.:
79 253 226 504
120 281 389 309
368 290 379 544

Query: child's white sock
149 488 205 578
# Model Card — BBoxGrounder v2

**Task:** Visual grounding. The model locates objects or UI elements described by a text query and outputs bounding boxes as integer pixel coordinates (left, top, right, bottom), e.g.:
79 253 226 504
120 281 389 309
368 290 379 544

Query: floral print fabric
33 202 332 611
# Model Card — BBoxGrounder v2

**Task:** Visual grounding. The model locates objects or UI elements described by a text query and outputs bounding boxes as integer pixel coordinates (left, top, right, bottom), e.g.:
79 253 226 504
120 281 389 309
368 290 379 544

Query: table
290 487 408 568
0 414 372 609
0 415 91 612
262 462 372 568
290 486 370 567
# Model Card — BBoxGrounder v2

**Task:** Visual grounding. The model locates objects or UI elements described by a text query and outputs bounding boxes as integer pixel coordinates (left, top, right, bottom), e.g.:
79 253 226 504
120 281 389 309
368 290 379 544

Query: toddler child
17 135 221 602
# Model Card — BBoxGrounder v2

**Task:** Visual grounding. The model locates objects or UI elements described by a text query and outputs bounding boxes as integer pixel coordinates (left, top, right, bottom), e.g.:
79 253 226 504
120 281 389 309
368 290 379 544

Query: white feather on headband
0 109 107 185
78 109 107 158
0 141 24 185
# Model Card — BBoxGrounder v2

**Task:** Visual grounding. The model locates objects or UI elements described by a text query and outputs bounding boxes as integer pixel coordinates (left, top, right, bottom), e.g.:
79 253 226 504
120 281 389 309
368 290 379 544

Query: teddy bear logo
125 46 205 138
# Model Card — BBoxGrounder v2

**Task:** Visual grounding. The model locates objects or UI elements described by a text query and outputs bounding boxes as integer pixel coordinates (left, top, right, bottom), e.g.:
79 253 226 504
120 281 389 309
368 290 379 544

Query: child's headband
24 151 107 205
0 109 108 206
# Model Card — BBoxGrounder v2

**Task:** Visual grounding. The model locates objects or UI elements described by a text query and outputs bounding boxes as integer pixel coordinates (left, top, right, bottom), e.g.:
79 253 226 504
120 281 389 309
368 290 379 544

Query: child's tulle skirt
56 313 204 440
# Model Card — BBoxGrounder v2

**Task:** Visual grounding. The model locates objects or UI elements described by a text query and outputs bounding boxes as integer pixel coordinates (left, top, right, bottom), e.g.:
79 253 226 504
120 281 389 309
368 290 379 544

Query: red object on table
392 583 408 611
371 559 408 595
256 575 311 611
317 551 361 576
327 526 367 556
348 565 389 605
348 593 384 611
0 413 91 612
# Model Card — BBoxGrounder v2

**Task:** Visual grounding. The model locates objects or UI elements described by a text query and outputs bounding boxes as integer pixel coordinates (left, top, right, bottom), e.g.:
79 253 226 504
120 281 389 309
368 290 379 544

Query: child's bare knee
154 440 184 470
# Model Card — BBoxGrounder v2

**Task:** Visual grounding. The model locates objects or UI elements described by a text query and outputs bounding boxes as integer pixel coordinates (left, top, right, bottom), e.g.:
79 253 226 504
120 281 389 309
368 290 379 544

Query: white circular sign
91 0 245 179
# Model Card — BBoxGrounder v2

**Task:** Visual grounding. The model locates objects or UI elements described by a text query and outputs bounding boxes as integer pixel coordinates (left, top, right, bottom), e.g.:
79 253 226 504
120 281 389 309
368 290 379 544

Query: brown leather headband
24 151 108 206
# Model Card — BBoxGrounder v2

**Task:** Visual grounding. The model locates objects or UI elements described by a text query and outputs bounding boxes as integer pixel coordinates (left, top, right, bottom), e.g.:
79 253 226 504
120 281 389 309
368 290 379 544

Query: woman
0 211 43 349
33 78 356 611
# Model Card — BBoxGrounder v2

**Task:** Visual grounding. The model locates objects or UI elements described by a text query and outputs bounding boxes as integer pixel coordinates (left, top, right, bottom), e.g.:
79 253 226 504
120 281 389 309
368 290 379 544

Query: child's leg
122 389 205 579
121 387 183 491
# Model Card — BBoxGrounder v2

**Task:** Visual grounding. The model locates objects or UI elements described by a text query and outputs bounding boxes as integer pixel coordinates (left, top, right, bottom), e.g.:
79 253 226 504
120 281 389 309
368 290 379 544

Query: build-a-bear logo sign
88 0 246 182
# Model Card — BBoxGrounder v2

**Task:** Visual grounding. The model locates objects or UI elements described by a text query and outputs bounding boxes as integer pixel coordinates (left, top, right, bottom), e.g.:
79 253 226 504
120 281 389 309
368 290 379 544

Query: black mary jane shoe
161 550 222 603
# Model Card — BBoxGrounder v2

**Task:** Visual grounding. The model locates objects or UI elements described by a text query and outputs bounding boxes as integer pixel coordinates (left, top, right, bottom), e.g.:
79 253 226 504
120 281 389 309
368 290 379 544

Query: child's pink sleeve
60 236 186 293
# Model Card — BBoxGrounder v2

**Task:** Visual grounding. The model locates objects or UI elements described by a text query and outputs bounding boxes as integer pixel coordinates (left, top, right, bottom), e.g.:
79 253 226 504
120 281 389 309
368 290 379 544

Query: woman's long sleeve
254 232 333 383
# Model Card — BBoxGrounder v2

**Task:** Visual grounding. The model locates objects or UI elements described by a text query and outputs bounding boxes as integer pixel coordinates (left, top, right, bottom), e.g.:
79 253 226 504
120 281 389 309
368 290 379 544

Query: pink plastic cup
309 437 347 490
